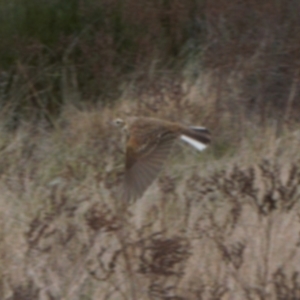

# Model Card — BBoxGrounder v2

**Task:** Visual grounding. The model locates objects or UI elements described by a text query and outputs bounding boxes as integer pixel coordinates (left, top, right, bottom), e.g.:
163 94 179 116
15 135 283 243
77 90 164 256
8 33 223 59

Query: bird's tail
180 126 211 151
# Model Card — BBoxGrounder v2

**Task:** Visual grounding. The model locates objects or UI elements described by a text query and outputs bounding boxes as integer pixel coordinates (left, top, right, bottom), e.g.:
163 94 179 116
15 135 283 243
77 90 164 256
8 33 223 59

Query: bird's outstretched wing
122 132 176 202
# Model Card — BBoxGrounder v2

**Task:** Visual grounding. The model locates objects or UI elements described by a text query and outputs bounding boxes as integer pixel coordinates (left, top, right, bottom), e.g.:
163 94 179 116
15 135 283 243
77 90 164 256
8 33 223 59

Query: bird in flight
114 117 211 202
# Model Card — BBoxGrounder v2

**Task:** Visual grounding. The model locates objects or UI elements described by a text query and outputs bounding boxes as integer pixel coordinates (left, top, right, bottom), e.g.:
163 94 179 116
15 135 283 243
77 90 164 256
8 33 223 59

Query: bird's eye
113 118 124 127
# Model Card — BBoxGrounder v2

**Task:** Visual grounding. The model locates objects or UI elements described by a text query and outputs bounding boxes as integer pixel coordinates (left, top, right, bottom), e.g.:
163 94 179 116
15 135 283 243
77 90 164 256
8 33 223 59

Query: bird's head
112 118 129 136
112 118 125 128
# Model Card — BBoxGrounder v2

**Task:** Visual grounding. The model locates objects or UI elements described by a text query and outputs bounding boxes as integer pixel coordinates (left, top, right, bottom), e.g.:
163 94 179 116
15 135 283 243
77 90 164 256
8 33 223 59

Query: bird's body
114 117 211 202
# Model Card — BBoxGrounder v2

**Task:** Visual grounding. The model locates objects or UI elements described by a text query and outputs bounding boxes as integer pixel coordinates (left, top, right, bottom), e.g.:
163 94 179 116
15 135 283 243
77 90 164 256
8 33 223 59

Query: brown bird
114 117 211 202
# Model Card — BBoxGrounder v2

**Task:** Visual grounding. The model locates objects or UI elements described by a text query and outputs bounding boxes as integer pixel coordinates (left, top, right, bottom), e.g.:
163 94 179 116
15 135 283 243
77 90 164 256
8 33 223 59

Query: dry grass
1 0 300 126
1 76 300 300
1 1 300 299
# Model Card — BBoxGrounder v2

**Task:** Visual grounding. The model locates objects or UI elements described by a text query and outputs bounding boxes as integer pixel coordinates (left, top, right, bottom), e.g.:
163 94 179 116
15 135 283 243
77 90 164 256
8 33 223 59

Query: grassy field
1 0 300 299
1 75 300 300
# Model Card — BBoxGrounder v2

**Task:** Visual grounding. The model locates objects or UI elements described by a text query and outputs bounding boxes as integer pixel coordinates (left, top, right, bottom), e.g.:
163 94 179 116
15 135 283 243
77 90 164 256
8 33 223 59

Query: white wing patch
180 135 207 151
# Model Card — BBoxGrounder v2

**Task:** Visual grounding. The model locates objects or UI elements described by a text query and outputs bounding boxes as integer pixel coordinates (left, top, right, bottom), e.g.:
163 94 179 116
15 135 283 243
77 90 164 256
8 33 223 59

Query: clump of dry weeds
1 90 300 300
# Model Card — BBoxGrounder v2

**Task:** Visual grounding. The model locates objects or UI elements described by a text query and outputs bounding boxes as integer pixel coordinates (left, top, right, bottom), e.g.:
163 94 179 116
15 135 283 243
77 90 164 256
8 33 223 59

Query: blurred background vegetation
2 2 300 299
0 0 300 127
